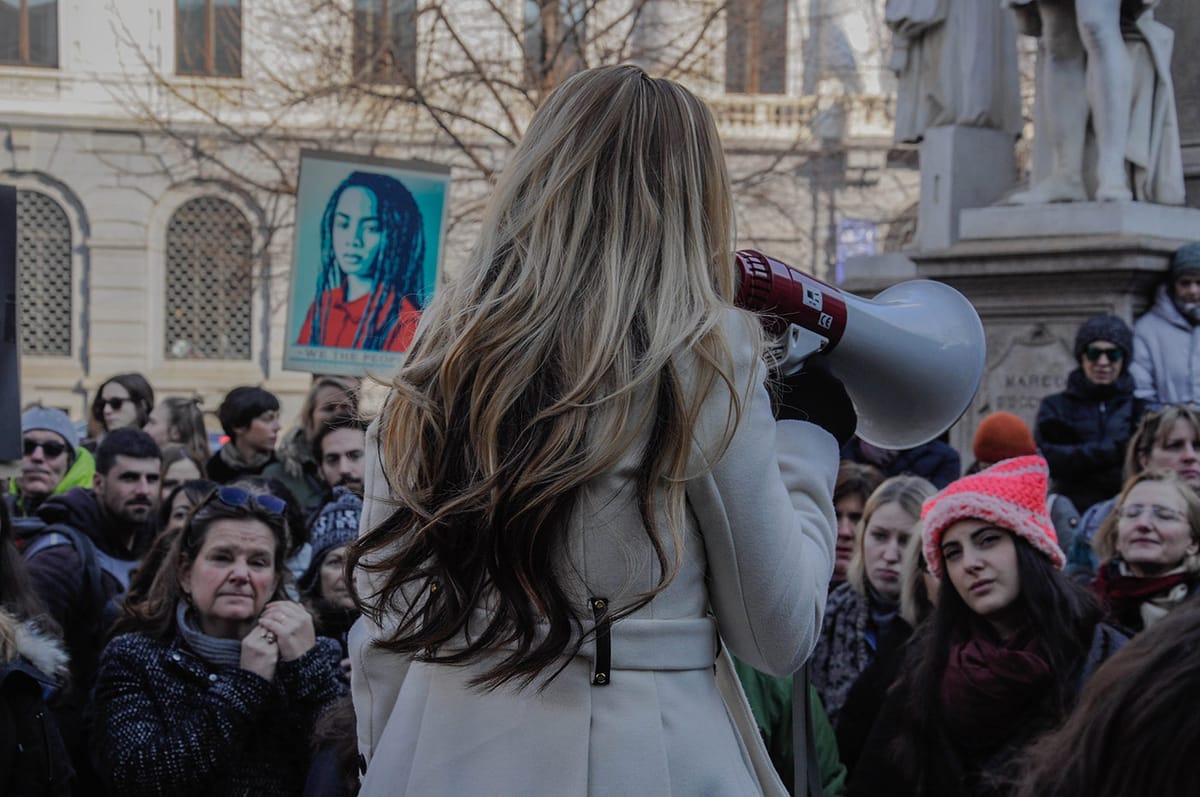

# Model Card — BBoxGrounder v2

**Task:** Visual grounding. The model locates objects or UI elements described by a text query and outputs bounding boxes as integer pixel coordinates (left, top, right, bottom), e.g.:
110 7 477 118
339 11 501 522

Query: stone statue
1006 0 1185 205
887 0 1022 143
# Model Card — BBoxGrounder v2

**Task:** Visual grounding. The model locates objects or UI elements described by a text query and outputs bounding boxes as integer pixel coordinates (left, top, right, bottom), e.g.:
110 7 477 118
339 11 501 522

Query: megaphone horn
734 249 986 449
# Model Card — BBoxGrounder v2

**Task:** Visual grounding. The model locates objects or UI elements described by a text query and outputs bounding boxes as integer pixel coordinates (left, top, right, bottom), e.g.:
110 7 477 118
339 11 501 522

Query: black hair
155 479 218 533
312 413 370 462
217 386 281 439
888 535 1102 791
95 428 162 475
91 372 156 428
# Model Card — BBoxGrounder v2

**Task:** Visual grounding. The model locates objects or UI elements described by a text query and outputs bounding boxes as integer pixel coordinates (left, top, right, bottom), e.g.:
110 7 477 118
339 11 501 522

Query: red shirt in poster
296 287 420 352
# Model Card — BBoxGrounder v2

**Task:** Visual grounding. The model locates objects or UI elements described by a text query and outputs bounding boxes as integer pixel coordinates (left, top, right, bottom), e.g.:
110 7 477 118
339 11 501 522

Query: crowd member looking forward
264 376 357 515
89 373 155 447
8 407 94 525
1036 315 1144 512
1132 241 1200 407
23 428 161 791
91 485 345 796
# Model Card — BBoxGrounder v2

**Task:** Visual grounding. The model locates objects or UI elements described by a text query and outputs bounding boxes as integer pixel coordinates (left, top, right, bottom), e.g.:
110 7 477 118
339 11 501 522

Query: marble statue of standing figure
1006 0 1185 205
887 0 1022 142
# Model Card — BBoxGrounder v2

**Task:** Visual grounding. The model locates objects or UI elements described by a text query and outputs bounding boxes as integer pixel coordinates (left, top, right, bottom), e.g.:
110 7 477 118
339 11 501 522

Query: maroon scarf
1093 562 1191 630
940 623 1052 754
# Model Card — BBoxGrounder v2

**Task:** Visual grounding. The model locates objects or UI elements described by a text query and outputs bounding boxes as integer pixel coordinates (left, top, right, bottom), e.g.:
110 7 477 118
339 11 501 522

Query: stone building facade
1 0 918 426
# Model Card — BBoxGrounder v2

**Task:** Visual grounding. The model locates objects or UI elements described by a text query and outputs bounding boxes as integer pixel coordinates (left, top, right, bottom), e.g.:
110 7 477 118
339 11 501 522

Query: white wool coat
349 311 839 796
1131 284 1200 407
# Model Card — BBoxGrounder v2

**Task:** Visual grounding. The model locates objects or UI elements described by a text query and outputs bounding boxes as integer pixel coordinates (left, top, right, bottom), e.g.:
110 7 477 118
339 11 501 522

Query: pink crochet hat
921 455 1064 578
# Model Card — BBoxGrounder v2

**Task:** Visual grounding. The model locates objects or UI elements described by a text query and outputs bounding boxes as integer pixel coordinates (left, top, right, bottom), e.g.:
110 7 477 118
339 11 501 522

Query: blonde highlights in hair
349 65 757 688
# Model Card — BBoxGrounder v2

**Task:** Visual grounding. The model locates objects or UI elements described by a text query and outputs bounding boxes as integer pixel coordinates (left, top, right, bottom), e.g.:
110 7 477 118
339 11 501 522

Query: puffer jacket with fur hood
0 608 72 795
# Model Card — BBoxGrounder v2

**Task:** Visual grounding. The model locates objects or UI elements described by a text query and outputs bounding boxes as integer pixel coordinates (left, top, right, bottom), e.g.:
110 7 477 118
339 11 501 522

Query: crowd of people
4 65 1200 797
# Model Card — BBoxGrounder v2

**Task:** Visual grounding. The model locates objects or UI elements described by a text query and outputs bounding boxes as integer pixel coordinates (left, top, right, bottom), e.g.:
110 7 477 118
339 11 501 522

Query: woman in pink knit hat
848 456 1126 797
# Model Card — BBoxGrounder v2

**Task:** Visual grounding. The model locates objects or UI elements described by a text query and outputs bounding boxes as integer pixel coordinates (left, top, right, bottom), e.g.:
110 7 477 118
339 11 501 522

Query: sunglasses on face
97 397 129 411
1083 346 1124 363
23 438 68 458
199 485 288 516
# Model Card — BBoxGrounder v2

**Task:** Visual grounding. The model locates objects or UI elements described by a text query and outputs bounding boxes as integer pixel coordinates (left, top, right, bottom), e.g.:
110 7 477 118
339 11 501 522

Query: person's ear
93 471 104 493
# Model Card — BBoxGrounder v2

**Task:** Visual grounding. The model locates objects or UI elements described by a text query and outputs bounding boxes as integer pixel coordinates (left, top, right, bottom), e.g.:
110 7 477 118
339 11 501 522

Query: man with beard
313 414 368 499
1132 242 1200 408
22 427 160 790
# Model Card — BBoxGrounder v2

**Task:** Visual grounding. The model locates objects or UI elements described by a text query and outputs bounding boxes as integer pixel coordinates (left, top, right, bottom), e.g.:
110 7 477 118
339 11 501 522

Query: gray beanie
1074 315 1133 360
1171 242 1200 278
21 407 78 456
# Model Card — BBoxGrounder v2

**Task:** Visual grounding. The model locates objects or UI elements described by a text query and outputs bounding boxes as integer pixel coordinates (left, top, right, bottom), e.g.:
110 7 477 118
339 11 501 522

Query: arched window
16 189 73 356
164 196 254 360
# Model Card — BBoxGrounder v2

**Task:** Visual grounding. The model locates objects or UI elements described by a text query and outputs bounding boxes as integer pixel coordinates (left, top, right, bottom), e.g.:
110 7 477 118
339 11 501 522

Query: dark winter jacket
0 612 73 797
206 444 278 486
835 618 914 776
847 622 1127 797
24 488 152 695
90 630 347 797
842 439 961 489
1035 369 1144 512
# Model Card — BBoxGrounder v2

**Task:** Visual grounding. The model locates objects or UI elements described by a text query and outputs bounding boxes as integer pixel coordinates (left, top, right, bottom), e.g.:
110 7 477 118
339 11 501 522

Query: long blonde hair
349 65 757 688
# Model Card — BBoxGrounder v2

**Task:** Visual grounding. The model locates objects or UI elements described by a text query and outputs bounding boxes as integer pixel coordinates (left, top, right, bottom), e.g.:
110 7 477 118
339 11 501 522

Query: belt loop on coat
590 597 611 686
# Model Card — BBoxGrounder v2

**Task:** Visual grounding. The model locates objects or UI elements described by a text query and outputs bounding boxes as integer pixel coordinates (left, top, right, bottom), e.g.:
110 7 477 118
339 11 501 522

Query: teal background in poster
288 153 448 344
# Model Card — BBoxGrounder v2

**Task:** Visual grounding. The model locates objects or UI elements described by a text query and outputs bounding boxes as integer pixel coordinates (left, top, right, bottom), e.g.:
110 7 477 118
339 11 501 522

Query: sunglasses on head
199 486 288 516
23 438 68 458
97 397 128 411
1084 345 1124 363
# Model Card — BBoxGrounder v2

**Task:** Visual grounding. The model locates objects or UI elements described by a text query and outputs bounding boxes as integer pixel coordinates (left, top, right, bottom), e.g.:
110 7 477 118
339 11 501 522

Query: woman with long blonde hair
347 64 855 796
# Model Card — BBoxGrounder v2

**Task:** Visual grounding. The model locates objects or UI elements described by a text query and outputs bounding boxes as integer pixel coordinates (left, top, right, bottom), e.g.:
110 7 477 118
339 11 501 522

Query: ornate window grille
164 196 254 360
16 189 72 356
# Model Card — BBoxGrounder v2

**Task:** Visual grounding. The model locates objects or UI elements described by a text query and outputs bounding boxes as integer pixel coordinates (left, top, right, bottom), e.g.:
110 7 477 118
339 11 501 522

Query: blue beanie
299 486 362 595
21 407 78 457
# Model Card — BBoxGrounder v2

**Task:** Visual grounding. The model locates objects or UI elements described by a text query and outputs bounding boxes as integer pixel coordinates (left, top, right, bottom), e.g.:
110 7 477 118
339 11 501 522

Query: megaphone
734 249 985 449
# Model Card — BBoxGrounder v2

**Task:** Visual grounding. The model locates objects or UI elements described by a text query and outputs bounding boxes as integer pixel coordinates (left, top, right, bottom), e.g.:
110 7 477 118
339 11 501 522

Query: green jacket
733 656 847 797
8 447 96 517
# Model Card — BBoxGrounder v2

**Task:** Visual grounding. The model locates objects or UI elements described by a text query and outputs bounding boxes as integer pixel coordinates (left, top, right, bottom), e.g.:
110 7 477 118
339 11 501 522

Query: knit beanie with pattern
298 486 362 595
1073 314 1133 360
921 455 1064 578
972 412 1037 465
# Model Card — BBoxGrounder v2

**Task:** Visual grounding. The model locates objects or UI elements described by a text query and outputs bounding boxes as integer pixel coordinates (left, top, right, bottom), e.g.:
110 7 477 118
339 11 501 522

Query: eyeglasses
23 438 68 458
1116 503 1187 524
97 397 128 411
1084 346 1124 363
198 486 287 517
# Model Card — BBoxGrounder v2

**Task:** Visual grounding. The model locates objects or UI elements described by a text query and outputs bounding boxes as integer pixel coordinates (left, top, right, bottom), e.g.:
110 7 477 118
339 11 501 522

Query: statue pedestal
846 202 1200 464
916 126 1017 250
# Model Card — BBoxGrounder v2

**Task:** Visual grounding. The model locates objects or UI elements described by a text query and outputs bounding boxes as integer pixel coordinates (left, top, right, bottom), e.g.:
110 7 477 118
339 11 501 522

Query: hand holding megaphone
734 249 986 449
772 356 859 448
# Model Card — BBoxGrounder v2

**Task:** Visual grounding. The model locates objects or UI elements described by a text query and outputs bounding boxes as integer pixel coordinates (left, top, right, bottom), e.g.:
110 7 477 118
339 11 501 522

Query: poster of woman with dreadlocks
285 150 450 375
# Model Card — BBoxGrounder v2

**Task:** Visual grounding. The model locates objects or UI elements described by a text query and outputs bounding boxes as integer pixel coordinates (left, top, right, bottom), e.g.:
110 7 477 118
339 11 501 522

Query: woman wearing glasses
90 486 346 796
89 373 155 445
1091 470 1200 634
1067 403 1200 580
1035 315 1145 513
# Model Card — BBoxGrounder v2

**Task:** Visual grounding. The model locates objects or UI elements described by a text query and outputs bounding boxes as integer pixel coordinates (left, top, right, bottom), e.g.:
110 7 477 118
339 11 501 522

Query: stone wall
1156 0 1200 208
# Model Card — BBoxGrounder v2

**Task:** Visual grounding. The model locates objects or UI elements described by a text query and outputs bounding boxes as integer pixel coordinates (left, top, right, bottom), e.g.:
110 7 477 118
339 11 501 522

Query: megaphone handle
778 324 830 376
